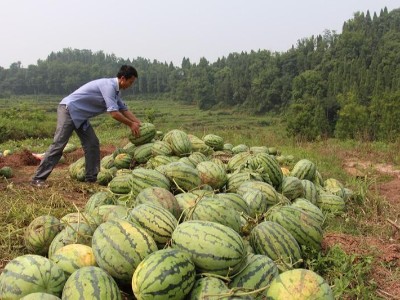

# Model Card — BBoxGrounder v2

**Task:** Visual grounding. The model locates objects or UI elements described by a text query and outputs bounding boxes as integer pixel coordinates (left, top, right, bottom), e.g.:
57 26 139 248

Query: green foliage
369 92 400 141
0 103 55 143
304 245 377 299
285 98 331 141
335 102 370 140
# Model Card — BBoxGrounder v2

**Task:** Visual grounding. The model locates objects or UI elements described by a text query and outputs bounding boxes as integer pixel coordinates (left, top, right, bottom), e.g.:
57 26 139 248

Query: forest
0 7 399 142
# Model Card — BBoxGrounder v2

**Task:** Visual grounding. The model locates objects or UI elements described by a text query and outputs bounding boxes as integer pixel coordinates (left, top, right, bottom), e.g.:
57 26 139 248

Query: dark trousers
33 104 100 182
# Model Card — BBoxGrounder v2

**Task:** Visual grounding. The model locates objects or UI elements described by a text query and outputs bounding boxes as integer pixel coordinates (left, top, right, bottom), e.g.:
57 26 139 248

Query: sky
0 0 398 68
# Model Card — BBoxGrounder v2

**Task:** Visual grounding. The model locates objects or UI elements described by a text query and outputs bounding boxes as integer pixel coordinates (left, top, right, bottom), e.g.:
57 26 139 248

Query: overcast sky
0 0 398 68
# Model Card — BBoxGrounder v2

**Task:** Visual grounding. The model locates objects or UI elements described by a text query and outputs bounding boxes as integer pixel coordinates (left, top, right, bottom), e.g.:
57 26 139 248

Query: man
31 65 141 187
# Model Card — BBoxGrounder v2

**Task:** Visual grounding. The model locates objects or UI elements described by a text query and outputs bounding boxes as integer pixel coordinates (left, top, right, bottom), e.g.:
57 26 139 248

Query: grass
0 96 399 298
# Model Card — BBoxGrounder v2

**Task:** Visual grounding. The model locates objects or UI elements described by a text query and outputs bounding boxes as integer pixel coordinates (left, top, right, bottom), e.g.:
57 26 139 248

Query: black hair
117 65 138 79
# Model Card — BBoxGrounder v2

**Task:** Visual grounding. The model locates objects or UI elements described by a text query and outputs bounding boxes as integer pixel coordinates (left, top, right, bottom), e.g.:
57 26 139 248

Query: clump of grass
304 245 377 299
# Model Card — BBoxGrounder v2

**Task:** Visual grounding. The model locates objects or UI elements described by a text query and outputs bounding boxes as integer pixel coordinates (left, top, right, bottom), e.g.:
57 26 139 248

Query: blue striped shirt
60 78 127 129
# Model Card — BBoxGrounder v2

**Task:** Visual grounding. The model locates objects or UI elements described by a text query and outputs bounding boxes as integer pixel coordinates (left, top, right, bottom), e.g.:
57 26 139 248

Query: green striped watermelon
226 171 263 192
196 160 228 190
151 140 173 156
128 203 178 248
215 192 250 215
265 206 323 251
231 144 250 154
48 222 94 258
188 151 209 166
240 189 268 218
171 220 247 276
164 129 192 157
113 153 132 169
188 276 229 300
291 198 325 226
133 142 154 164
189 197 242 232
280 176 305 201
108 173 133 194
237 181 279 206
290 159 317 181
61 266 122 300
300 179 319 205
229 253 279 296
203 134 224 150
91 219 158 283
317 193 346 214
130 168 171 197
248 153 283 188
128 122 156 146
84 191 116 213
163 162 202 192
250 221 302 272
135 186 181 219
132 248 196 299
0 254 66 299
24 215 62 256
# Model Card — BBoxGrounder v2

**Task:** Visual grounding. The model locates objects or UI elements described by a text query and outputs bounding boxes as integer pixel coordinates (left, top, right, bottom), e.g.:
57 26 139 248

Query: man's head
117 65 138 90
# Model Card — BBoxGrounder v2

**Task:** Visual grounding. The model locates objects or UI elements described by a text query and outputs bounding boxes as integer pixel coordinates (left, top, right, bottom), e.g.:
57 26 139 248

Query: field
0 97 399 299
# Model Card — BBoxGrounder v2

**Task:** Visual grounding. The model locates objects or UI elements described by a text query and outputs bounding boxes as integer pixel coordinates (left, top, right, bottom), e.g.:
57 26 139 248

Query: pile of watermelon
0 123 353 299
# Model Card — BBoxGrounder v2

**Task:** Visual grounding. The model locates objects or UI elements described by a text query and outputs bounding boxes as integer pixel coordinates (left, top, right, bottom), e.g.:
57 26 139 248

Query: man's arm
109 111 141 137
121 110 141 125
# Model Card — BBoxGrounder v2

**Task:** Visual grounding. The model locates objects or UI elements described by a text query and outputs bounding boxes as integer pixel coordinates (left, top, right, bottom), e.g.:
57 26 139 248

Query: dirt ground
0 147 399 299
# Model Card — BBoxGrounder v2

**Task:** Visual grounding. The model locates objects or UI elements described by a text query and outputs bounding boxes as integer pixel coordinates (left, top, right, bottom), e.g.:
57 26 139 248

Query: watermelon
250 221 302 271
136 186 181 219
128 203 178 248
171 220 247 276
84 191 116 213
0 166 13 178
0 254 66 299
265 268 334 299
108 173 133 194
229 254 279 296
50 244 96 276
215 192 250 215
61 266 121 300
188 276 229 299
133 142 154 164
48 222 94 258
266 206 323 251
130 168 171 197
164 129 192 157
128 122 156 146
91 219 158 283
113 153 132 169
132 248 196 299
151 140 173 156
163 162 202 192
280 176 305 201
317 193 346 214
203 134 224 150
20 293 61 300
24 215 62 256
290 159 317 181
196 160 227 190
248 153 283 188
189 197 242 232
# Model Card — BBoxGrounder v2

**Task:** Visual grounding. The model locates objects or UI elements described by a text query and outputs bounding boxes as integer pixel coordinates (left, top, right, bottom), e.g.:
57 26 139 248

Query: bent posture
31 65 140 187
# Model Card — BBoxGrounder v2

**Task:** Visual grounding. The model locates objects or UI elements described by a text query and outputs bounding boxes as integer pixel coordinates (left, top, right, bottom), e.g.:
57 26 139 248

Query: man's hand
131 122 141 137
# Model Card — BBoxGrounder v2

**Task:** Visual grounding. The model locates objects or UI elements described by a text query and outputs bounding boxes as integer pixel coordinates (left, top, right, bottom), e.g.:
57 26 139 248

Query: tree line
0 7 399 142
